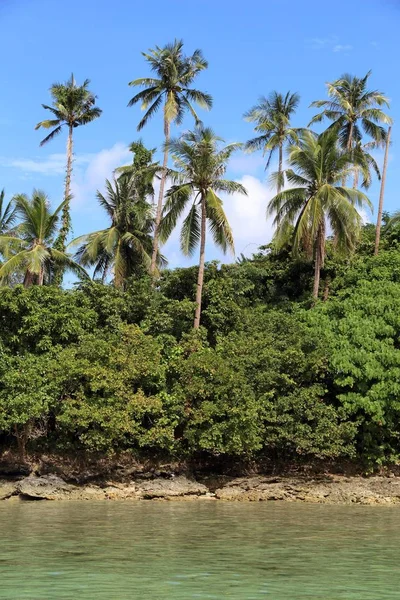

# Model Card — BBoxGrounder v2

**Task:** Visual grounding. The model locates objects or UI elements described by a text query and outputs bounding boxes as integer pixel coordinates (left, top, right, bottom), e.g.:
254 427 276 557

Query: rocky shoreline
2 473 400 504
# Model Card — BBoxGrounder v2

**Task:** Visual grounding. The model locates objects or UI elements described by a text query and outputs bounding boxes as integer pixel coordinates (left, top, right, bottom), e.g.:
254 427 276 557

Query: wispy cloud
307 36 338 49
306 36 353 53
333 44 353 53
0 153 92 175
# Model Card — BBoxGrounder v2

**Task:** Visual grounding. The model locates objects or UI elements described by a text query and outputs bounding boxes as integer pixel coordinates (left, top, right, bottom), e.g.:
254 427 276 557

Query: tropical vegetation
0 41 397 471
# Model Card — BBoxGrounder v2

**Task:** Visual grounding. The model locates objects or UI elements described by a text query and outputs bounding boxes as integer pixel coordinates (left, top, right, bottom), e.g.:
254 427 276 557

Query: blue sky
0 0 398 272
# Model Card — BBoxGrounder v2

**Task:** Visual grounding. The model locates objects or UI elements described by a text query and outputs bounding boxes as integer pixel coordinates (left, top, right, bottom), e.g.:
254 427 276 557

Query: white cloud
71 143 131 209
333 44 353 53
223 175 275 256
229 152 265 176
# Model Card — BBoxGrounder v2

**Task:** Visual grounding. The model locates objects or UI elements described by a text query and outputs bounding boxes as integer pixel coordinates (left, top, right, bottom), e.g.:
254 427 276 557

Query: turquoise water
1 500 400 599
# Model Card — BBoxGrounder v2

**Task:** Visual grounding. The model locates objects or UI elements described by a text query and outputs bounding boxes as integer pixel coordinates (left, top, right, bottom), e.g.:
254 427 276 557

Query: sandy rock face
5 473 400 504
17 475 76 500
136 476 208 499
214 475 400 504
0 481 17 500
11 474 207 501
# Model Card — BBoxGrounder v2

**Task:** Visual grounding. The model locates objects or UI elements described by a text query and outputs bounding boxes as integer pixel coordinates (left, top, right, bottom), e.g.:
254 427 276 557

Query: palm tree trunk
23 271 34 288
374 125 392 256
277 143 283 193
347 123 354 152
353 168 359 190
60 124 73 248
52 125 74 287
150 117 170 275
342 122 354 187
312 224 325 299
194 193 207 329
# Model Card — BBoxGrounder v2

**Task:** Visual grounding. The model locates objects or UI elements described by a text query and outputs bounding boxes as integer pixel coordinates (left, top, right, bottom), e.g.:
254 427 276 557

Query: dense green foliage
0 44 395 471
0 235 399 469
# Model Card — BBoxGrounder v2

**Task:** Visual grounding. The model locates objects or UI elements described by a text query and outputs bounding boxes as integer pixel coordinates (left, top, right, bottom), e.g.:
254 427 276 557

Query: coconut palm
0 190 19 282
309 71 392 159
0 189 17 235
268 130 372 299
244 91 300 192
160 127 247 328
0 190 87 286
71 177 160 288
115 140 161 203
35 75 102 250
127 39 212 275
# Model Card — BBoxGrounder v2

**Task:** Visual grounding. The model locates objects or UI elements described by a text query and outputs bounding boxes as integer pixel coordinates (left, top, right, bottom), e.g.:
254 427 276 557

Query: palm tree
268 130 372 299
0 189 17 235
127 39 212 275
0 190 18 282
71 177 160 288
160 127 247 328
115 140 161 203
244 91 300 192
0 191 87 286
309 71 392 168
35 74 102 250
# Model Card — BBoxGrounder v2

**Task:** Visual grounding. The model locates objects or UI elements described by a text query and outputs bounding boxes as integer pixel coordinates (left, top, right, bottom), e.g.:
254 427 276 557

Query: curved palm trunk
150 117 170 275
312 222 325 299
374 125 392 256
194 193 207 329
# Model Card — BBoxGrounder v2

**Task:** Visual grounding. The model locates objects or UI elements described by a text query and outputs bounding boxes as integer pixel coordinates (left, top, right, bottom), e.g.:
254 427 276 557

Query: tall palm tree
127 39 212 275
268 130 372 299
35 75 102 250
0 191 87 286
160 127 247 328
309 71 392 165
244 91 300 192
71 177 160 288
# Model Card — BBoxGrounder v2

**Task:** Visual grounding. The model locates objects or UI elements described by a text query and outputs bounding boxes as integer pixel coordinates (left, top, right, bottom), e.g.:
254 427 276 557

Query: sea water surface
0 500 400 599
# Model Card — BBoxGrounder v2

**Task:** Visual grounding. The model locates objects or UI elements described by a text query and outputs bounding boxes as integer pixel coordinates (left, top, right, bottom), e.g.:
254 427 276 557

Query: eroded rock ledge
3 474 400 504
